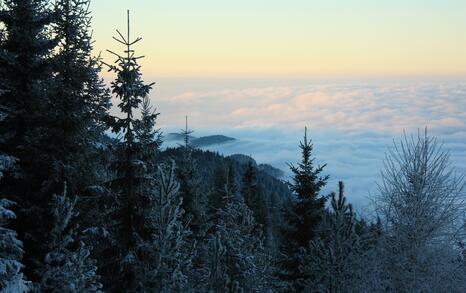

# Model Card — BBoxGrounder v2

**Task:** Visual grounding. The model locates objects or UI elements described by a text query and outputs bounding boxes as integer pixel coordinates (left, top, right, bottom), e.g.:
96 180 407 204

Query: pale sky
91 0 466 79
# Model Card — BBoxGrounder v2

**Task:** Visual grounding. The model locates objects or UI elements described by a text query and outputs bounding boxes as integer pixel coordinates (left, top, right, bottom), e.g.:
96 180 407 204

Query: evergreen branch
115 29 127 44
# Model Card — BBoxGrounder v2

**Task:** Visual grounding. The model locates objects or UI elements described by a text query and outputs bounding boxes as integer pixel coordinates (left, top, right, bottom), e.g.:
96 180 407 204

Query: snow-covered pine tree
299 181 360 292
208 162 237 217
206 186 270 292
174 118 210 288
137 162 194 292
0 0 56 280
40 183 102 292
0 155 30 292
0 155 16 180
102 11 156 291
375 130 466 292
176 117 207 237
0 199 30 293
205 231 228 292
48 4 112 280
266 191 282 255
279 126 329 291
241 161 268 232
134 96 162 173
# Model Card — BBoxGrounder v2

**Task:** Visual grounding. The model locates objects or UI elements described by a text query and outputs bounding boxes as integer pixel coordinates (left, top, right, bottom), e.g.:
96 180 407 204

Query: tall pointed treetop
180 116 194 149
104 10 154 144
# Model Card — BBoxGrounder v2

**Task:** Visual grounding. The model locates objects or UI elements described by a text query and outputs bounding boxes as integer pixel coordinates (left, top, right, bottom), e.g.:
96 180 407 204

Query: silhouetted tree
47 0 111 195
299 181 360 292
241 161 268 232
103 11 156 291
279 127 329 291
0 0 57 280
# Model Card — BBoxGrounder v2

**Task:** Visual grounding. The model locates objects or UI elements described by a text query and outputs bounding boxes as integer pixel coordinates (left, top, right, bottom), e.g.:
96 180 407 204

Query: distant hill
164 133 197 142
160 147 291 202
258 164 285 179
165 133 236 148
191 135 236 147
228 154 285 179
228 154 257 167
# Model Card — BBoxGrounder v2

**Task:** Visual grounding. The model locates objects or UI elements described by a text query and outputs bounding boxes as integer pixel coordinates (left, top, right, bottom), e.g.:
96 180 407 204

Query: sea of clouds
137 79 466 215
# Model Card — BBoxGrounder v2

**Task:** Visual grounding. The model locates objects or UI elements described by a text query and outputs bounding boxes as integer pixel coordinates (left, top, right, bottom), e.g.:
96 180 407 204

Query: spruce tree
0 0 55 168
102 11 157 291
0 155 30 293
134 96 162 172
206 190 270 292
208 162 236 216
0 0 62 282
0 199 30 293
40 184 102 292
205 231 228 292
267 191 282 249
138 162 194 292
279 127 328 290
48 3 111 268
0 155 30 292
299 181 360 292
175 118 210 288
176 117 207 237
47 0 111 194
241 161 268 232
204 163 271 291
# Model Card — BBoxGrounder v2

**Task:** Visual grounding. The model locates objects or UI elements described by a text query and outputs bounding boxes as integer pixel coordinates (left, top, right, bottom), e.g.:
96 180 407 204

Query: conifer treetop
179 116 194 149
103 10 154 142
288 126 329 201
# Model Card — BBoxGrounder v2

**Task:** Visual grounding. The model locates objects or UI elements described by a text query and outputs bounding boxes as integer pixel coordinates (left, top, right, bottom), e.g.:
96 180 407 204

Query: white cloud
152 80 466 211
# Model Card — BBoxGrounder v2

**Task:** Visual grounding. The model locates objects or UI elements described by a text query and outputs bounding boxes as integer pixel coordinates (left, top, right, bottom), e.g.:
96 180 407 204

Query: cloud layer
147 80 466 214
155 81 466 133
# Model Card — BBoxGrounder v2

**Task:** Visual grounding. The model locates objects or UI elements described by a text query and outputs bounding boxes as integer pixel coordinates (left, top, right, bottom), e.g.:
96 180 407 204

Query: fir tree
0 155 29 292
0 155 16 179
47 4 111 275
266 191 282 253
176 117 207 237
47 0 111 194
206 187 270 292
40 183 103 292
102 11 155 291
0 0 56 280
279 127 328 290
208 162 236 216
174 118 210 288
0 198 30 293
138 162 194 292
299 181 360 292
205 232 228 292
134 96 162 172
241 161 268 232
0 0 55 165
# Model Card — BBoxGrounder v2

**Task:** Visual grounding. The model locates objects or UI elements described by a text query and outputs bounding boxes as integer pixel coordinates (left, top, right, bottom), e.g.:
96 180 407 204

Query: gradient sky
91 0 466 79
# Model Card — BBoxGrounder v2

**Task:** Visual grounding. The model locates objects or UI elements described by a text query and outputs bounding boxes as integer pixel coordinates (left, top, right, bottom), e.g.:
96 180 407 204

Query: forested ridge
1 1 465 292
